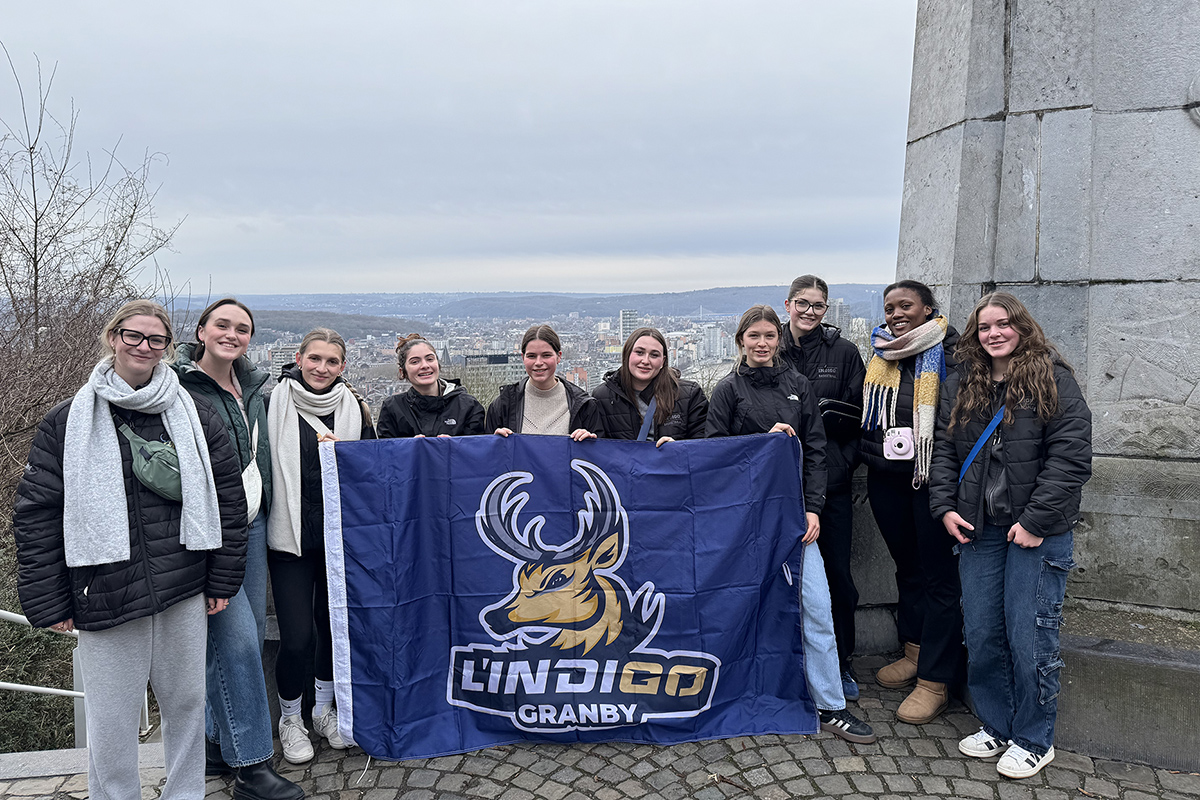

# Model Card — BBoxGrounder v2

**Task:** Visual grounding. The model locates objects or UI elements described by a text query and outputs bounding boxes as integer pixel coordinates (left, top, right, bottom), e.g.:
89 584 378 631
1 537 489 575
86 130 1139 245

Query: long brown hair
618 327 678 426
950 292 1069 432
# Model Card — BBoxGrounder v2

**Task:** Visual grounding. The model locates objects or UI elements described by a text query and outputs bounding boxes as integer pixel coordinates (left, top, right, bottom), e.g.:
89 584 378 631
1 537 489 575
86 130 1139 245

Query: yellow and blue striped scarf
862 315 948 486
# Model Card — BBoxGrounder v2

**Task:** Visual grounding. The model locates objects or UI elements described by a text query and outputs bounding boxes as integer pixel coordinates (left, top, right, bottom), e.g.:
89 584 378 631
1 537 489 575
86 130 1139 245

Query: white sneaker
997 744 1055 779
312 704 353 749
959 728 1007 759
278 714 314 764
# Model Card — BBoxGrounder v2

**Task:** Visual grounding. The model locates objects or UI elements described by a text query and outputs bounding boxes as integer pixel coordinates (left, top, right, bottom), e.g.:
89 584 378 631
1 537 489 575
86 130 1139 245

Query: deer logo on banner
448 460 721 732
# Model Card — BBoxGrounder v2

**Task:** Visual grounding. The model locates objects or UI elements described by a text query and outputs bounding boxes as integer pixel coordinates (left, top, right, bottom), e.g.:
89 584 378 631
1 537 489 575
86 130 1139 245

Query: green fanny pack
116 418 183 502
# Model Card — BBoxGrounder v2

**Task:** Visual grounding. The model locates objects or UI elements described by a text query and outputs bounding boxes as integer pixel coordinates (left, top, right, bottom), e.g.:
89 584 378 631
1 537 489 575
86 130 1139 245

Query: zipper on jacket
127 413 162 615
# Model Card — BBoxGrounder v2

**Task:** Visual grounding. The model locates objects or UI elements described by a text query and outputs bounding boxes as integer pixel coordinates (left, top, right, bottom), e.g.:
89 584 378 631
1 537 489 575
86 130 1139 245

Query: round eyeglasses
788 299 828 315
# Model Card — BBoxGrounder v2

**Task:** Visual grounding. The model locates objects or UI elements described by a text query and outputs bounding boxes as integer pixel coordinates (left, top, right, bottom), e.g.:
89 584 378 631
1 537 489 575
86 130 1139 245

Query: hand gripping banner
320 434 816 760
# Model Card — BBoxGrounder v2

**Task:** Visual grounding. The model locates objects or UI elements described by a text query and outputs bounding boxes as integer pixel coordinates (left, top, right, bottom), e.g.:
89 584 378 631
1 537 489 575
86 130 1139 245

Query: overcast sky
1 2 918 296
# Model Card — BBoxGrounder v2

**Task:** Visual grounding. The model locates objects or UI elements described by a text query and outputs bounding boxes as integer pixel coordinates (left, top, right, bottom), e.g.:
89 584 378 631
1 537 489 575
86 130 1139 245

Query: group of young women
13 275 1090 796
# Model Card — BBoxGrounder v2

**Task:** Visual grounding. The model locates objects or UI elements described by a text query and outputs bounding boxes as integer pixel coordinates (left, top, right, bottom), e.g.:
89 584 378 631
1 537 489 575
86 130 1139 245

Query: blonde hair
298 327 347 360
101 300 175 359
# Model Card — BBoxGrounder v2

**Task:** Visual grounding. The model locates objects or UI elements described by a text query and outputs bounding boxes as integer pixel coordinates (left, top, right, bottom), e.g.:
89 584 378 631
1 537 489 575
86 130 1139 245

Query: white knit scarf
267 376 362 555
63 358 222 567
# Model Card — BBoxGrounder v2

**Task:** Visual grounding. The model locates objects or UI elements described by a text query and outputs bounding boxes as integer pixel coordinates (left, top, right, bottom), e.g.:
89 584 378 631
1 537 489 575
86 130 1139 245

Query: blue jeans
206 514 274 767
959 524 1075 756
801 541 846 711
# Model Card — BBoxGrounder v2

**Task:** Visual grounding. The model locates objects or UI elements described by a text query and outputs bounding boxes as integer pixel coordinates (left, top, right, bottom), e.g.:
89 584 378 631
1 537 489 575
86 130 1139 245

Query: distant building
619 309 638 343
827 298 848 331
700 324 729 360
268 345 299 384
461 353 525 389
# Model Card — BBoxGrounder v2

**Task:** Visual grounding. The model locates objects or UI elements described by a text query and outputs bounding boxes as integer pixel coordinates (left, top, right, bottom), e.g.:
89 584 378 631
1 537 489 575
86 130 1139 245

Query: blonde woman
15 300 247 800
267 328 375 763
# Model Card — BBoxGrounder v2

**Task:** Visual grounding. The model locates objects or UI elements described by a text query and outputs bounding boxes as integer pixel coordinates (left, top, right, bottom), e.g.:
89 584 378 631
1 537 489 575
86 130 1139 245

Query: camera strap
958 405 1006 484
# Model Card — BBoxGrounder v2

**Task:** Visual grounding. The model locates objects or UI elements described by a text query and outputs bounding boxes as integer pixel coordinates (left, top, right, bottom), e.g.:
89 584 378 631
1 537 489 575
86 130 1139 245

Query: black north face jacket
705 363 828 516
377 380 486 438
591 370 709 441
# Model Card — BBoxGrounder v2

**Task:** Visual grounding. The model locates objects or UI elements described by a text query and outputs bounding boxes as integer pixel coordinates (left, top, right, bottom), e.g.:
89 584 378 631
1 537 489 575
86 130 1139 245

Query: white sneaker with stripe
997 744 1055 779
959 728 1007 758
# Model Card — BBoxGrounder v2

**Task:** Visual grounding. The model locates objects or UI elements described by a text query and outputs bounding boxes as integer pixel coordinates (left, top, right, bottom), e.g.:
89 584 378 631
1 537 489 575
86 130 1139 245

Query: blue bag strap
637 397 657 442
958 405 1006 484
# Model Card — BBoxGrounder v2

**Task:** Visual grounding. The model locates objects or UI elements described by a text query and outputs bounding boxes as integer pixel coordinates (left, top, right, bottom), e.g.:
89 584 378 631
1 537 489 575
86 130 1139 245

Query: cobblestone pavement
5 657 1199 800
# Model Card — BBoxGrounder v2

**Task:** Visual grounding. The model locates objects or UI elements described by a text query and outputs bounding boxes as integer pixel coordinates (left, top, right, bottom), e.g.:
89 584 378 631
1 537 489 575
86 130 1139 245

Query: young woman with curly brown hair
929 292 1092 779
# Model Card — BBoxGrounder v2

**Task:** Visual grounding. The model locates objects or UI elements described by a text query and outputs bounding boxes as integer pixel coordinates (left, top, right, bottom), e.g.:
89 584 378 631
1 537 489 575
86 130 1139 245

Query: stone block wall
897 0 1200 618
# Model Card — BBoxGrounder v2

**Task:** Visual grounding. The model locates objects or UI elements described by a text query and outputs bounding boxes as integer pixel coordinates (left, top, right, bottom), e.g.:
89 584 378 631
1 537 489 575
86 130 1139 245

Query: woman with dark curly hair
930 292 1091 779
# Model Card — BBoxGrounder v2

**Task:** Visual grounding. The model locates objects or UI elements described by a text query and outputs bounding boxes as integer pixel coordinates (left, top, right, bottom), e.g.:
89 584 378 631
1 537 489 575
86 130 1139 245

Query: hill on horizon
236 284 886 321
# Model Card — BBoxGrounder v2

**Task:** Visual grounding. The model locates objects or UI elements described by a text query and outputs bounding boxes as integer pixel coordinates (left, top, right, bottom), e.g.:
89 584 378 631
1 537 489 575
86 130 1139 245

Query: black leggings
867 468 965 684
816 484 859 671
268 549 333 702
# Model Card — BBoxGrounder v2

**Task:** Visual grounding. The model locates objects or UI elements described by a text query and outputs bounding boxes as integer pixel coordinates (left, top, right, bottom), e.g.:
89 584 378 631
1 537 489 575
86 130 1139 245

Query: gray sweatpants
77 594 207 800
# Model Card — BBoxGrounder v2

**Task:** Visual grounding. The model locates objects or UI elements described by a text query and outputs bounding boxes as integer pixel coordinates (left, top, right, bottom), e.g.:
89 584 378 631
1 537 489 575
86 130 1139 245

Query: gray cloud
1 1 917 293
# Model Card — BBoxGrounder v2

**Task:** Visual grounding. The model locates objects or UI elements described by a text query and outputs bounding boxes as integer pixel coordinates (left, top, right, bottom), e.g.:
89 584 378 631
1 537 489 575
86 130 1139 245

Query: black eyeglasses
789 299 828 314
116 329 172 351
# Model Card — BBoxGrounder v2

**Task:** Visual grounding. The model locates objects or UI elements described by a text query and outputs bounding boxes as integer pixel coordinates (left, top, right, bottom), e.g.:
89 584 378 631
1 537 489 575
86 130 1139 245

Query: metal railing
1 608 151 747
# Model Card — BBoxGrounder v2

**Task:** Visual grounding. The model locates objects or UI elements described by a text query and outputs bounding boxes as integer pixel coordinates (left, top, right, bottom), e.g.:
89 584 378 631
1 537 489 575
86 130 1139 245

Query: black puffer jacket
274 366 377 554
705 364 828 515
860 327 960 474
929 364 1092 538
484 377 603 435
377 380 486 438
780 324 866 491
14 396 248 631
591 370 709 441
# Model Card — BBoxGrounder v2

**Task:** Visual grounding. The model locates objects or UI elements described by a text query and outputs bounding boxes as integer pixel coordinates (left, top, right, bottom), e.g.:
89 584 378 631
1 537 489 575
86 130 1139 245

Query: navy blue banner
321 434 817 761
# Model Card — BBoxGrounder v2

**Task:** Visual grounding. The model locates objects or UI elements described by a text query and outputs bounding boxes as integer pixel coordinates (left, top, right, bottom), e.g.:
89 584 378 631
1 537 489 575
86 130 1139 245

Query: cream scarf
267 377 363 555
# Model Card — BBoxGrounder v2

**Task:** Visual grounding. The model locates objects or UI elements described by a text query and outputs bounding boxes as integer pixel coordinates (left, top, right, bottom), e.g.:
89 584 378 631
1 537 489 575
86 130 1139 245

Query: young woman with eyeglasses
591 327 708 444
378 334 486 438
779 275 867 702
930 292 1091 778
706 304 875 745
860 279 964 725
172 298 302 798
267 327 375 764
14 300 247 800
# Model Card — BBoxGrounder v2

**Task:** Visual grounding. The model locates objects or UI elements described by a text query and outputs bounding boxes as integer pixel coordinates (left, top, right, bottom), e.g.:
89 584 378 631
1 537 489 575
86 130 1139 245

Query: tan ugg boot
875 642 919 689
896 678 949 724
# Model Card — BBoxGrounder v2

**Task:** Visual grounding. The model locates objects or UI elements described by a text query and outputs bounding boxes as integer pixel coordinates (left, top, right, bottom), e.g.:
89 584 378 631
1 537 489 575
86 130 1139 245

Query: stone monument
894 0 1200 769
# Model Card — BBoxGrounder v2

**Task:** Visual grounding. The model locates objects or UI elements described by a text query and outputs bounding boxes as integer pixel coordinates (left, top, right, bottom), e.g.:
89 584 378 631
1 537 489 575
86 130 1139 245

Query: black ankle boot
233 759 305 800
206 738 233 777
